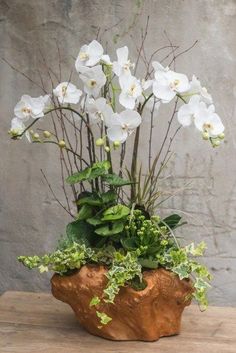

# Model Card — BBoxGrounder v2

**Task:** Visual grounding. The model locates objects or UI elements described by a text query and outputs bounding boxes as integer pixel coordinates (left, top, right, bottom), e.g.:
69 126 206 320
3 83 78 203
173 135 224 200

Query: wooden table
0 291 235 353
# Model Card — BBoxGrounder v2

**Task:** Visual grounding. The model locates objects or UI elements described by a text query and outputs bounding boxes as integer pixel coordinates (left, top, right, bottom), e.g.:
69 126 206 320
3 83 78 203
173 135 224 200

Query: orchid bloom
194 103 224 138
10 117 30 141
113 46 135 77
14 95 47 121
105 110 141 143
79 65 106 97
75 40 104 72
119 75 142 109
86 97 113 124
188 75 213 104
177 95 202 127
53 82 82 104
152 62 190 103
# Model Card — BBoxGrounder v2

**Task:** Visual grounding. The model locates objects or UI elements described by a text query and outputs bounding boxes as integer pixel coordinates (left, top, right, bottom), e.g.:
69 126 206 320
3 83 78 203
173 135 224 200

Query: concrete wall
0 0 236 305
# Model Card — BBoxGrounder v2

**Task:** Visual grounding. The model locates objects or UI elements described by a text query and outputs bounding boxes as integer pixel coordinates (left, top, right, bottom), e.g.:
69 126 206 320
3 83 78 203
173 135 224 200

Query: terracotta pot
51 265 193 341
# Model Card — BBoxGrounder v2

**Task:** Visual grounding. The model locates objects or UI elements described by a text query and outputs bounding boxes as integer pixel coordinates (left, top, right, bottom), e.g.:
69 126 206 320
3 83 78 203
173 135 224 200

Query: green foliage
66 161 111 185
102 204 130 221
102 173 134 186
96 311 112 325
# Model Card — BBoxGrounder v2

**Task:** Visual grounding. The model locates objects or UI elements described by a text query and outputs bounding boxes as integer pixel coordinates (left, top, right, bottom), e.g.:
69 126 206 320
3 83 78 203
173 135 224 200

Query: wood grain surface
0 291 235 353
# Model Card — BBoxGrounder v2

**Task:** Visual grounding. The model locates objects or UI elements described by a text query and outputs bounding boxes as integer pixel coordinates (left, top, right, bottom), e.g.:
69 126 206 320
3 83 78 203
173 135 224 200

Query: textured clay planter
51 265 193 341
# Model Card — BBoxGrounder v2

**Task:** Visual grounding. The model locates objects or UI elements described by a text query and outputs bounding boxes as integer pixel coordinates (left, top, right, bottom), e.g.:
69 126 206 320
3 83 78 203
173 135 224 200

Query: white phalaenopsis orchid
14 95 47 121
105 110 141 143
119 75 142 109
152 62 190 103
113 46 135 77
53 82 82 104
178 95 202 127
79 66 106 97
194 103 224 138
188 75 213 104
86 97 113 124
75 40 104 72
10 117 30 141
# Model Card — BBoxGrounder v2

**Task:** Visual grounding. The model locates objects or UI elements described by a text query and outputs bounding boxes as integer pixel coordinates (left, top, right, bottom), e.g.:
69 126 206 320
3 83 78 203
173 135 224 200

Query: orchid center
203 122 213 131
128 84 137 96
88 79 97 88
79 52 89 61
61 86 68 96
22 107 31 115
170 79 180 91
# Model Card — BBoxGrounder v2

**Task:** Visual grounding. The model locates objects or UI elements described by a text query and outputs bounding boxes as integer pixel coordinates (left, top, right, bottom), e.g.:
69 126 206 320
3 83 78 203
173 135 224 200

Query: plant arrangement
8 36 225 338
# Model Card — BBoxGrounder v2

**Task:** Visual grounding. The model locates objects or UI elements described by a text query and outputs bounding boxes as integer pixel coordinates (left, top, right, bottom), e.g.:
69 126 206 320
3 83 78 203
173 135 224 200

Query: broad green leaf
77 204 93 221
138 258 159 269
95 221 124 236
77 193 103 206
102 173 134 186
100 190 117 204
159 214 182 229
66 167 91 184
121 237 137 250
65 220 94 246
86 215 104 226
102 204 130 221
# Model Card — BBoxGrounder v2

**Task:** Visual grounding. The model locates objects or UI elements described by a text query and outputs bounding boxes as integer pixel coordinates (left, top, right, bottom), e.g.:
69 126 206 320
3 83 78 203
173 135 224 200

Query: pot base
51 265 193 341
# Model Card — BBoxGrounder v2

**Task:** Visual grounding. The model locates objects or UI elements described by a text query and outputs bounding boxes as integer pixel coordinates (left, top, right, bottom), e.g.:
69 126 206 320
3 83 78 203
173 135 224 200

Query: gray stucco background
0 0 236 305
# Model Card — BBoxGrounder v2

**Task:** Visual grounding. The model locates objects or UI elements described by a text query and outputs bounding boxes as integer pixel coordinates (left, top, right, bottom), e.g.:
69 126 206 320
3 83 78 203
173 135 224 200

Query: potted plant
8 38 225 341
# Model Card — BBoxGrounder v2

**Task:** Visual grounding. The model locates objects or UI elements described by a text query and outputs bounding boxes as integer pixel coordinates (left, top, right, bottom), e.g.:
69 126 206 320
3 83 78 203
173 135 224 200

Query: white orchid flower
177 95 202 127
105 110 141 143
194 103 224 137
152 61 190 103
86 97 113 124
10 117 30 141
100 54 112 65
113 46 135 77
188 75 213 104
75 40 104 72
79 65 106 98
53 82 82 104
119 75 142 109
14 95 47 121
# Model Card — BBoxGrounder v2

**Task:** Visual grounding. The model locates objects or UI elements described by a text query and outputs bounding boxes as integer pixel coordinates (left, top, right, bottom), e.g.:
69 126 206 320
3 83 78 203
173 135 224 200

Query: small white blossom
194 103 224 137
119 75 142 109
53 82 82 104
75 40 104 72
86 97 113 124
113 46 134 77
105 110 141 143
79 65 106 97
152 61 190 103
14 95 47 121
188 75 213 104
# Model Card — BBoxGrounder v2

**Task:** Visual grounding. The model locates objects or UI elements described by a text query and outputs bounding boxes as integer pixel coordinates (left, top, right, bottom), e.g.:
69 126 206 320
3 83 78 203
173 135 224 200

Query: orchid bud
33 133 40 140
104 146 110 152
95 138 104 146
202 132 209 140
218 132 225 140
30 130 34 135
113 141 120 149
43 131 52 138
58 140 66 148
212 140 220 147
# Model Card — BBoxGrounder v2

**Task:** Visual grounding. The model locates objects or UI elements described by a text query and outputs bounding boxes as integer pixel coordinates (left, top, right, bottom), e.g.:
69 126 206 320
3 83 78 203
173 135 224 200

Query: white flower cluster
10 40 225 146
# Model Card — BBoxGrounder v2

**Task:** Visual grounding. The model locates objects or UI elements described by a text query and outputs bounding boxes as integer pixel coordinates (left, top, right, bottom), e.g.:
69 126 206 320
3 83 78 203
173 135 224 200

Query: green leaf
160 214 182 229
77 193 103 206
89 296 101 307
102 173 134 186
77 204 93 221
66 167 91 184
96 311 112 325
66 161 111 185
66 220 94 246
86 215 104 226
121 237 137 250
102 204 130 221
100 190 117 204
139 258 159 269
95 221 124 236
